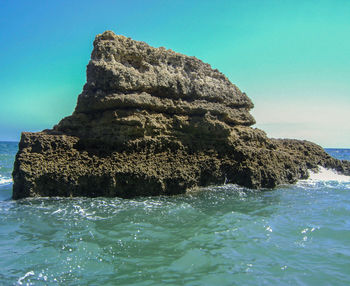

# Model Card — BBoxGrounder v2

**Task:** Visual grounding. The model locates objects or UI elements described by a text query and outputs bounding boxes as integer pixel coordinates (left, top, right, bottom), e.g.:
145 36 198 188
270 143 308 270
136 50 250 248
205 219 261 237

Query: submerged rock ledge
12 31 350 199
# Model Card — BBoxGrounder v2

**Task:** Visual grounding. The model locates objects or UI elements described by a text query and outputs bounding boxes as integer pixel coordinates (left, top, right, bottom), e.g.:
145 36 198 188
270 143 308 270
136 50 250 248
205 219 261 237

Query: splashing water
0 175 12 186
307 166 350 182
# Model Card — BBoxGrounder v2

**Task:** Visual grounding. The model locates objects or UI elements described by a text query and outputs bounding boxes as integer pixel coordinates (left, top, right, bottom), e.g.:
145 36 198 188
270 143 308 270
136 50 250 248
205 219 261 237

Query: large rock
12 31 350 199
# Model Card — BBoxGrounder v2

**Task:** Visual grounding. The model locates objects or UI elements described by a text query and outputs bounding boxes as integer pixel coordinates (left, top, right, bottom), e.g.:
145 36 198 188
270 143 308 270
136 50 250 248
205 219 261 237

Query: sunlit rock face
57 31 255 150
12 31 350 199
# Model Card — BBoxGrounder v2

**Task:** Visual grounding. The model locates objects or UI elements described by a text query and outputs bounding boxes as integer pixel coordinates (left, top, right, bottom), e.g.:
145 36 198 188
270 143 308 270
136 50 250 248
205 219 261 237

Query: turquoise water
0 143 350 285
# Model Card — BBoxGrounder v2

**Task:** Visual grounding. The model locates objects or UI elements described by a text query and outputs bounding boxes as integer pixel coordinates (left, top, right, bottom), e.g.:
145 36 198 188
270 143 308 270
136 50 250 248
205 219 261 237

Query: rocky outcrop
12 31 350 199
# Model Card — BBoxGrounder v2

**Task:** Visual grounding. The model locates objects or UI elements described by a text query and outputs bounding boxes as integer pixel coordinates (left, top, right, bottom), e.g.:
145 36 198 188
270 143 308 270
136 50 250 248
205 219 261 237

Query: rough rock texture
12 31 350 199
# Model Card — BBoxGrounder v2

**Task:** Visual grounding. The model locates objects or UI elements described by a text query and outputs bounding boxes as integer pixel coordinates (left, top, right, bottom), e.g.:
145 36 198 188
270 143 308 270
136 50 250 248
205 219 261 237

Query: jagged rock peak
54 30 256 149
74 30 255 123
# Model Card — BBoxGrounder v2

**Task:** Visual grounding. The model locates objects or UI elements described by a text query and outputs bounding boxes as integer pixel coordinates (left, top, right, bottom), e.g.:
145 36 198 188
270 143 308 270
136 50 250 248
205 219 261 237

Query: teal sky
1 0 349 147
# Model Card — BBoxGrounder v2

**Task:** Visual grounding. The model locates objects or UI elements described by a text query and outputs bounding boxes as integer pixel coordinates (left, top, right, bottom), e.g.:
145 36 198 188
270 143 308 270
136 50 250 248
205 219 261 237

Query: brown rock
12 31 350 199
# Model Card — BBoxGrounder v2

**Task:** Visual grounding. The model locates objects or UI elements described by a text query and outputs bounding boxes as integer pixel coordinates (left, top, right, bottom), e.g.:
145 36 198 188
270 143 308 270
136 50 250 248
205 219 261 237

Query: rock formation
12 31 350 199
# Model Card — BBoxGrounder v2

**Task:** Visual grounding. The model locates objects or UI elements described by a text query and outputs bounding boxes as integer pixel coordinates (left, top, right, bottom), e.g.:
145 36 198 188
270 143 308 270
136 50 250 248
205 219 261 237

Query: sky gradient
1 0 349 147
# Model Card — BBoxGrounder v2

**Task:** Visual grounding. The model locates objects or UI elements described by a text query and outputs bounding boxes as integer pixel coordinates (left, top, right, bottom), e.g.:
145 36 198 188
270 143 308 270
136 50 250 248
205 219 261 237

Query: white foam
0 176 12 185
305 166 350 183
17 270 35 285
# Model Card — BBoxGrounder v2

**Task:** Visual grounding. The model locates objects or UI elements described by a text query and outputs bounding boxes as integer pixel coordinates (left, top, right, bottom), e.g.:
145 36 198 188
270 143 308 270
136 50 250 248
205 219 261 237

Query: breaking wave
0 175 12 186
306 166 350 183
297 166 350 189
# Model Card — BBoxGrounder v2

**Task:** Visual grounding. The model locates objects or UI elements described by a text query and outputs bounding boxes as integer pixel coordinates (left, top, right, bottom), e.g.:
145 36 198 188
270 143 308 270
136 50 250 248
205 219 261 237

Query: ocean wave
307 166 350 183
297 166 350 189
0 176 13 186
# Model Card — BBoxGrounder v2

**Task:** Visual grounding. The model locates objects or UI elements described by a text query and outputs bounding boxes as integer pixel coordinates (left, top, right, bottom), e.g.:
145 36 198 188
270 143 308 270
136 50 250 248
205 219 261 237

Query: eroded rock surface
12 31 350 199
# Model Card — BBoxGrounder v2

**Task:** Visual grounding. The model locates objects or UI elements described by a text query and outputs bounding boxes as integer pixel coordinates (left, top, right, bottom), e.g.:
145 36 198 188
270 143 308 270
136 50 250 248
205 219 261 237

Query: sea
0 142 350 285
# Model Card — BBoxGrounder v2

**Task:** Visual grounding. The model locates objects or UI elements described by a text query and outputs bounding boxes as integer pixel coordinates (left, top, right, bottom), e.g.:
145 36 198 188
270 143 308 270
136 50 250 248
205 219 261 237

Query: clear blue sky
1 0 349 147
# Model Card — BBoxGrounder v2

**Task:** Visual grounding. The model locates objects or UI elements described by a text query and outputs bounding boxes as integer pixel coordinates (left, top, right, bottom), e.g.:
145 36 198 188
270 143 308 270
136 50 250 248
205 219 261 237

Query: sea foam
307 166 350 183
296 166 350 189
0 176 12 186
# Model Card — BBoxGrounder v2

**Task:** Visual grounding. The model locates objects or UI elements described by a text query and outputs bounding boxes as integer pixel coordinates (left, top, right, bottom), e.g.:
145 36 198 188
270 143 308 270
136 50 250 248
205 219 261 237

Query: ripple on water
0 182 350 285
